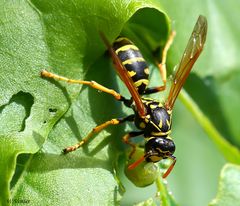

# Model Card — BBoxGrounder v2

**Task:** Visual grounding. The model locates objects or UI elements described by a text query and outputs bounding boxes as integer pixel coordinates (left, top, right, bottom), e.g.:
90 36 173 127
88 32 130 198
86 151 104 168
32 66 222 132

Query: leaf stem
155 173 178 206
156 174 170 206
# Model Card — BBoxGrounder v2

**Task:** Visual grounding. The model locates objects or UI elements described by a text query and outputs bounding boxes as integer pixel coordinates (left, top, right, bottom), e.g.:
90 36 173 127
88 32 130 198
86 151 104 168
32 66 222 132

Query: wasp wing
100 33 146 117
166 15 208 110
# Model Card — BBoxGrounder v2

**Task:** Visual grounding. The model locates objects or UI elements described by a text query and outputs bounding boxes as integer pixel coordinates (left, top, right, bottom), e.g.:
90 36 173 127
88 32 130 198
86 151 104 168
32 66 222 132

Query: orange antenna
162 156 176 178
128 155 145 170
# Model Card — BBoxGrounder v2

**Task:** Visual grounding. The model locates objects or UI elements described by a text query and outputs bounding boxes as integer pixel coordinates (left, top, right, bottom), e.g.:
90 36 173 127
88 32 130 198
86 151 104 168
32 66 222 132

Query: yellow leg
122 131 143 158
157 30 176 90
41 70 122 100
63 115 135 153
63 118 121 153
144 31 176 95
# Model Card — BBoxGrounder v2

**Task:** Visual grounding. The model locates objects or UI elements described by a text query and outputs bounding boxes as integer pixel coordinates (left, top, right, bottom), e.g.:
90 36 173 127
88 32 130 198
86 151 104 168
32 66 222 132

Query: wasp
41 15 207 178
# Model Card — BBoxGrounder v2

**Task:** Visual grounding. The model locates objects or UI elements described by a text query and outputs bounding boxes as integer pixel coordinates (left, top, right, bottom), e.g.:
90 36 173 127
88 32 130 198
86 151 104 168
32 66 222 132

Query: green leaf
0 0 170 205
209 164 240 206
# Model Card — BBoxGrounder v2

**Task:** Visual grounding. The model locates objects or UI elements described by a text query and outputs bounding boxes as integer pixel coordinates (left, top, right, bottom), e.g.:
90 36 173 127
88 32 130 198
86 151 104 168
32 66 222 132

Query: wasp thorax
144 137 175 163
134 98 172 136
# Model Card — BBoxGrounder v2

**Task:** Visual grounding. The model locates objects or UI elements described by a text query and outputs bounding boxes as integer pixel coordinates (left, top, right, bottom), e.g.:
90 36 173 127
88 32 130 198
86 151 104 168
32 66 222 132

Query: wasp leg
122 131 144 158
41 70 131 106
144 31 176 95
63 115 135 154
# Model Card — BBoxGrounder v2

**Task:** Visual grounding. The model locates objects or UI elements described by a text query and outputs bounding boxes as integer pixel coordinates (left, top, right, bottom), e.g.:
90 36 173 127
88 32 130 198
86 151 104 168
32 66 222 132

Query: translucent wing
166 15 208 110
100 33 146 117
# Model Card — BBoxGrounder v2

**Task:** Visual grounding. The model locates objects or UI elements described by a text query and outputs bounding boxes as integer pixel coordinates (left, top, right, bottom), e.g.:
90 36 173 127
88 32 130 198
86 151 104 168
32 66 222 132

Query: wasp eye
162 138 175 153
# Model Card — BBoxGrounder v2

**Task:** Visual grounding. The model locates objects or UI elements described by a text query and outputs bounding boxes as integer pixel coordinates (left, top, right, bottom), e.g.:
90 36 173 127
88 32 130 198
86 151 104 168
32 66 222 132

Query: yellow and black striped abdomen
113 37 149 94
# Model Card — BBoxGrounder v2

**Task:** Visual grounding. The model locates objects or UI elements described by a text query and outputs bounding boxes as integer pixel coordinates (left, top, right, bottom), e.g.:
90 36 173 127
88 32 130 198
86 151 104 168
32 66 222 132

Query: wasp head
144 136 175 162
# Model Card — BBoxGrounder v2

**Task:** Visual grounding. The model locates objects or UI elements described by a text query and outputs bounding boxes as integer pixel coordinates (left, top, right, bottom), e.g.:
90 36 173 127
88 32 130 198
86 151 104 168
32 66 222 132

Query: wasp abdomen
113 37 149 94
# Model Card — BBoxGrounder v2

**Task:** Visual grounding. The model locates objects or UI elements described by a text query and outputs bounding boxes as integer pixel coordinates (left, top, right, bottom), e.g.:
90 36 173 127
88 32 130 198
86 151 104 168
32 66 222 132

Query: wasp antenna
162 156 176 178
128 155 145 170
